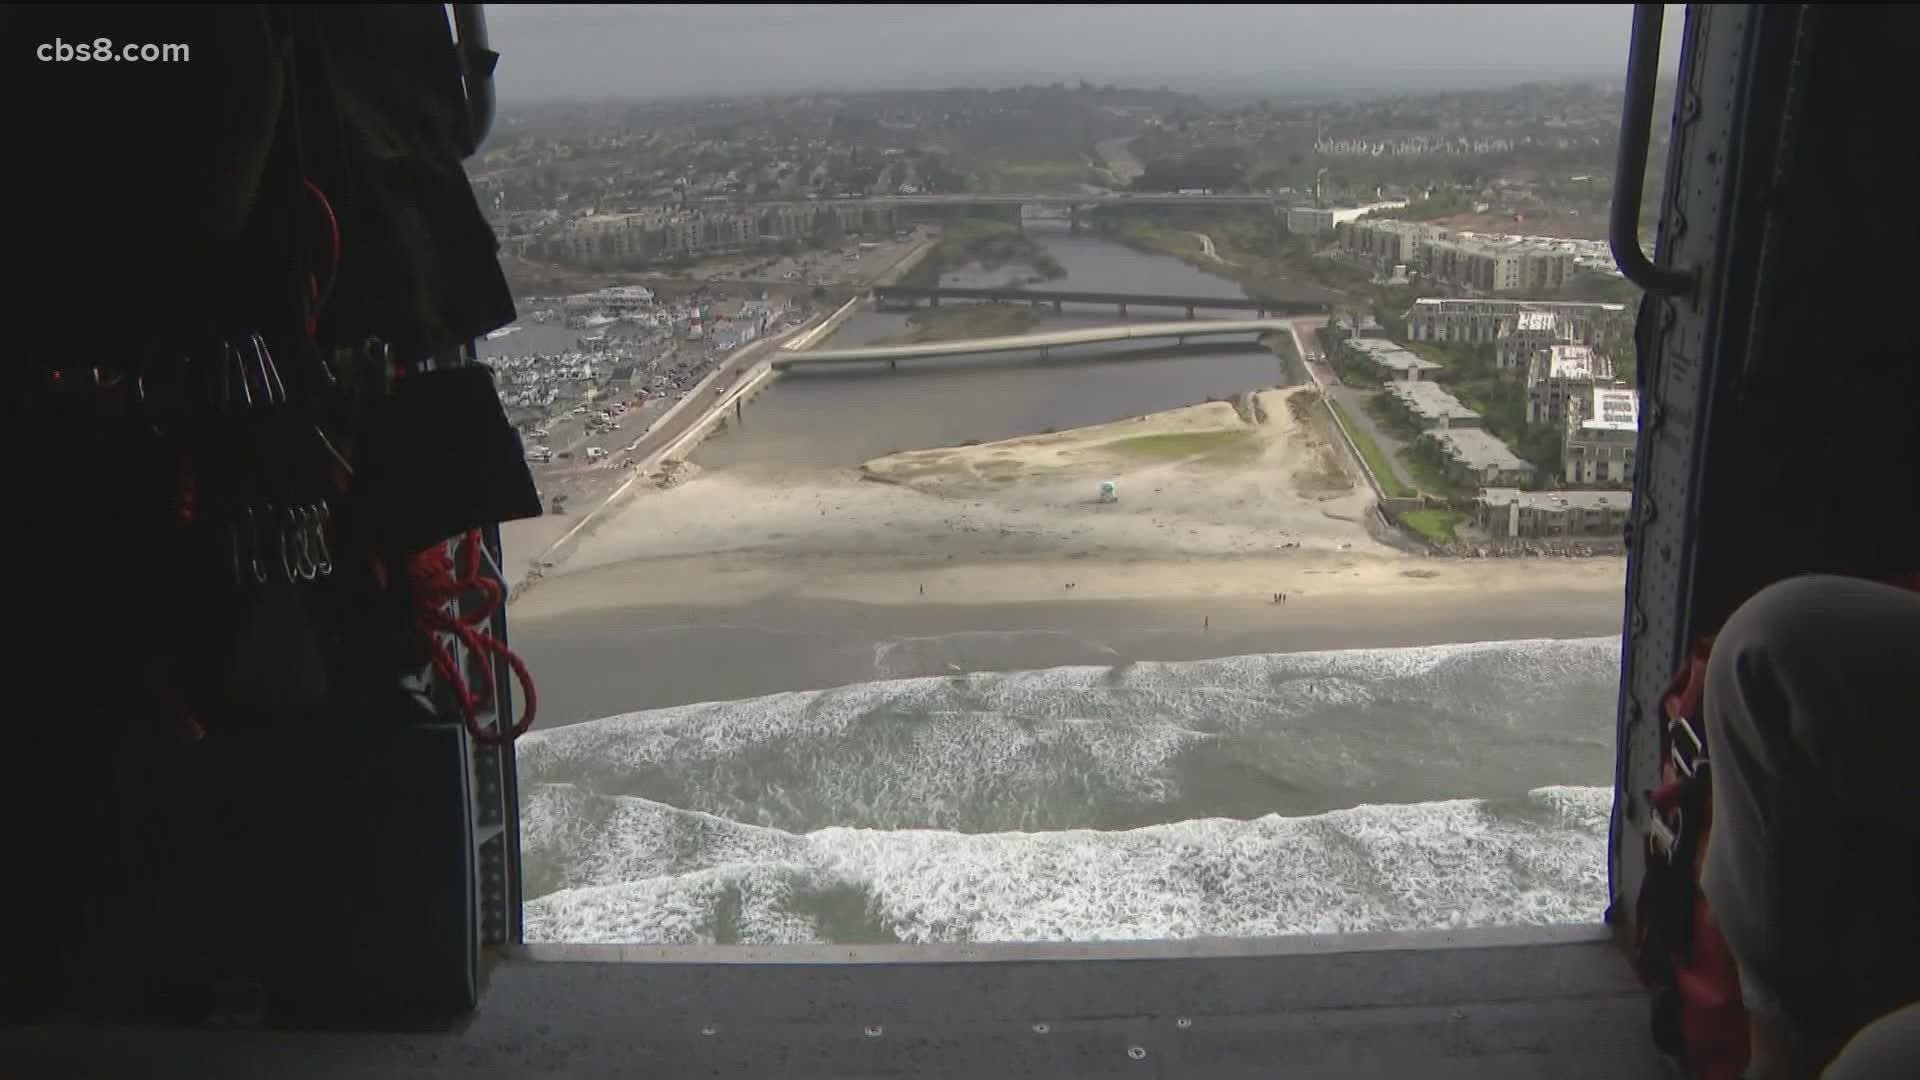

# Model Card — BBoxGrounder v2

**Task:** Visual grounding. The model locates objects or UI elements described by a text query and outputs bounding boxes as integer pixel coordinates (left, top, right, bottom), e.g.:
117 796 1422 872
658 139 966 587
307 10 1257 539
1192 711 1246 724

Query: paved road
1289 320 1419 497
1324 381 1418 494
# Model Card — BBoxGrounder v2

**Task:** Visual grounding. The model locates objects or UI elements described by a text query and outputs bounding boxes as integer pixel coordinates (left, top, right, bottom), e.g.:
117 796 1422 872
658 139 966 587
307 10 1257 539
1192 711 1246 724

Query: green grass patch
1327 401 1414 498
1102 430 1261 465
873 302 1040 345
1400 509 1467 545
975 159 1104 194
910 217 1067 285
1397 448 1471 499
1107 219 1202 259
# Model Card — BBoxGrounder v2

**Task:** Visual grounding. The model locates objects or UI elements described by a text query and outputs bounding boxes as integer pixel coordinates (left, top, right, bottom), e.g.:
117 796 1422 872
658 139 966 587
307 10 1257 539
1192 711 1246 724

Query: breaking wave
518 636 1620 945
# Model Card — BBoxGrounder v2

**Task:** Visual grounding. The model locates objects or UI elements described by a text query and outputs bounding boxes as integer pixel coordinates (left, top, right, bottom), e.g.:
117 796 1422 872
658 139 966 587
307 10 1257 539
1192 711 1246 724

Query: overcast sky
483 4 1686 103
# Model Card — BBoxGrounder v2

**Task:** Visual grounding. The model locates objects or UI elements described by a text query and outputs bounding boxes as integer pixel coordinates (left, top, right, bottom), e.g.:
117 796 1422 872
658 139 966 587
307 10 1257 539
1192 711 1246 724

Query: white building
1340 337 1442 381
1476 488 1632 540
1496 310 1570 371
1563 386 1640 487
1526 343 1615 426
1405 298 1630 346
1382 380 1481 430
1423 427 1536 488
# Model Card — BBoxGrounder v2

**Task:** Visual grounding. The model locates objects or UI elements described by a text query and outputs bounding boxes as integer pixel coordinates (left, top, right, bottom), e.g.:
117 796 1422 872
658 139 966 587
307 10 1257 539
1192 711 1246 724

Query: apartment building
1337 219 1441 270
1338 221 1574 293
1496 310 1570 370
1525 343 1615 426
1563 386 1640 487
1329 311 1388 340
1421 427 1536 488
1339 337 1443 382
532 200 901 266
1475 488 1632 540
1380 379 1481 430
1430 239 1573 293
1405 298 1631 346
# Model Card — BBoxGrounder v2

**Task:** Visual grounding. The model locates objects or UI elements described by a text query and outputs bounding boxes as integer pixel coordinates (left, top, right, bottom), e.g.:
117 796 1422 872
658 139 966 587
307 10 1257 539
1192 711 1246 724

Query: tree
812 210 845 248
1133 146 1251 192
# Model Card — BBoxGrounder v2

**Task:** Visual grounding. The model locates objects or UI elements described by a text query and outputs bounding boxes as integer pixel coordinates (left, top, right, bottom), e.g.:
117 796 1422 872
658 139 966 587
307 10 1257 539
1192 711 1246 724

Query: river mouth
694 219 1298 470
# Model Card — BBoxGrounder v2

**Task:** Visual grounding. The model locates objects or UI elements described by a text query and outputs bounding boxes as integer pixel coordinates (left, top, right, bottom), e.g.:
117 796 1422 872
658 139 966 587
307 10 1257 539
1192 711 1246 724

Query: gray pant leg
1699 575 1920 1049
1824 1003 1920 1080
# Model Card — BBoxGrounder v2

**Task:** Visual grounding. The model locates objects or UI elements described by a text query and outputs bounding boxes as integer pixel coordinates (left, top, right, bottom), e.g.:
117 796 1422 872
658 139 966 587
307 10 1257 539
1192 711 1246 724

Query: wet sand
506 385 1628 726
511 587 1624 728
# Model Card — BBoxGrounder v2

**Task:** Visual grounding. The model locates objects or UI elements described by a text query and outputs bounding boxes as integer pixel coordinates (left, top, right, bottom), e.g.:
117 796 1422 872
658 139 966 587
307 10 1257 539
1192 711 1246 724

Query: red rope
302 178 342 337
408 530 537 745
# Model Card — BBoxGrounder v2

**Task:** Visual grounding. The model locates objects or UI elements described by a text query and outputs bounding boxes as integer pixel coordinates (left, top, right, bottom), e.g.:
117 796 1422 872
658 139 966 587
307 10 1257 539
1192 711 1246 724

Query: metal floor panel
2 930 1673 1079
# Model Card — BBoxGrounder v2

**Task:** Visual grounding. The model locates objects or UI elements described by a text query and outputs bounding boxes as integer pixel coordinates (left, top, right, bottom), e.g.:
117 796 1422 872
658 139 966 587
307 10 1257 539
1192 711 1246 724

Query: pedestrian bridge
772 319 1291 370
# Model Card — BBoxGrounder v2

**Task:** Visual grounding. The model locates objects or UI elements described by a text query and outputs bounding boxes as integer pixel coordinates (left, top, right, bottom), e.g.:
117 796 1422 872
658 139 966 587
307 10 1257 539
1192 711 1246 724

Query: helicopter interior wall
1685 4 1920 628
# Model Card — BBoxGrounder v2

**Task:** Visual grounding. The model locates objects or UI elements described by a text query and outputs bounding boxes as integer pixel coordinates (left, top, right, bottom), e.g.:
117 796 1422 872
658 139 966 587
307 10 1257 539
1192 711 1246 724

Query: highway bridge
772 318 1290 370
813 192 1281 210
874 285 1338 317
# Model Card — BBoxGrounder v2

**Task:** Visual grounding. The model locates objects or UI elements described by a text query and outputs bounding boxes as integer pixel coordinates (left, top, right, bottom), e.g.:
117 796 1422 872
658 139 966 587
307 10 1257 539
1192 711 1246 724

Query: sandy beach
511 386 1626 620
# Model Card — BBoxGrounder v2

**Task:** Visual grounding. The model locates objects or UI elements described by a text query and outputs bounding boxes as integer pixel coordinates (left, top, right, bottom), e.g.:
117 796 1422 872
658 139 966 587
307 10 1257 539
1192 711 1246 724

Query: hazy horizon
484 4 1686 105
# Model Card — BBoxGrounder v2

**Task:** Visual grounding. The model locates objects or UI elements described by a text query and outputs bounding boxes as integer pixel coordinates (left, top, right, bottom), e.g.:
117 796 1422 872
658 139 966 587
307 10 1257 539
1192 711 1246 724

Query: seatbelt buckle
1668 711 1708 779
1649 803 1683 862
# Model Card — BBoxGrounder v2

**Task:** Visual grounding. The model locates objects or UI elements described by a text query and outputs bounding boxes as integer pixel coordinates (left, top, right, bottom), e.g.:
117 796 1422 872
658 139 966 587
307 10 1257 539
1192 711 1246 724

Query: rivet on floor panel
1176 1017 1192 1029
865 1024 884 1038
700 1024 718 1036
1128 1046 1148 1060
1032 1023 1050 1035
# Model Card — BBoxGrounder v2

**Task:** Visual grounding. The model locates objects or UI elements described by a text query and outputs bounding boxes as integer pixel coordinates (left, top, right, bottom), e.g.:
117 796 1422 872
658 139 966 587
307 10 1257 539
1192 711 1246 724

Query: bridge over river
772 318 1291 370
873 285 1338 318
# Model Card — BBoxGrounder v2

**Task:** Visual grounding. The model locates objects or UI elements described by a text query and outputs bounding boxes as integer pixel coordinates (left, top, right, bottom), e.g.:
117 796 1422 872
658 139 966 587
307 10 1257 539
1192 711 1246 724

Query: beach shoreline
509 586 1626 728
509 384 1625 623
502 379 1628 725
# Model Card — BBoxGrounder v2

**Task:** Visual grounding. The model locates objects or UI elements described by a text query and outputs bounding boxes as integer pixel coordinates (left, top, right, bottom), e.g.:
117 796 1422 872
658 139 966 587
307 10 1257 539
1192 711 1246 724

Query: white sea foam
523 783 1612 945
519 636 1623 945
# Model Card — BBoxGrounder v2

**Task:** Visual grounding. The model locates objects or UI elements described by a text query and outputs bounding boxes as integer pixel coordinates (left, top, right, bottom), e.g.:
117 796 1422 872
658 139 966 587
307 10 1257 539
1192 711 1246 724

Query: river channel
692 221 1294 469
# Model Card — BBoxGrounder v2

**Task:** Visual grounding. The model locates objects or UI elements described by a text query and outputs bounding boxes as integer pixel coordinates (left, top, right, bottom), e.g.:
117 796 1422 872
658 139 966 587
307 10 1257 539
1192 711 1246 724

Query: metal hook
310 502 334 577
249 333 287 406
246 505 270 584
290 505 319 581
225 341 255 411
270 505 297 583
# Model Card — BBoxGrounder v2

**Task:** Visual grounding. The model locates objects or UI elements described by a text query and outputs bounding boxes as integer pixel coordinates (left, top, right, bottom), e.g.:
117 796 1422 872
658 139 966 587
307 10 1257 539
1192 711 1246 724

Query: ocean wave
516 637 1622 834
522 783 1612 945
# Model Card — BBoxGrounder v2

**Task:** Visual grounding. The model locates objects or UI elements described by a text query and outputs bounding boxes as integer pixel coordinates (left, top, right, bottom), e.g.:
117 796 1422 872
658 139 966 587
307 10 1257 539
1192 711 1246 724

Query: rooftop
1513 311 1560 333
1425 427 1534 474
1347 337 1442 375
1581 387 1640 432
1409 298 1630 313
1479 488 1633 513
1540 344 1611 381
1385 379 1479 424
